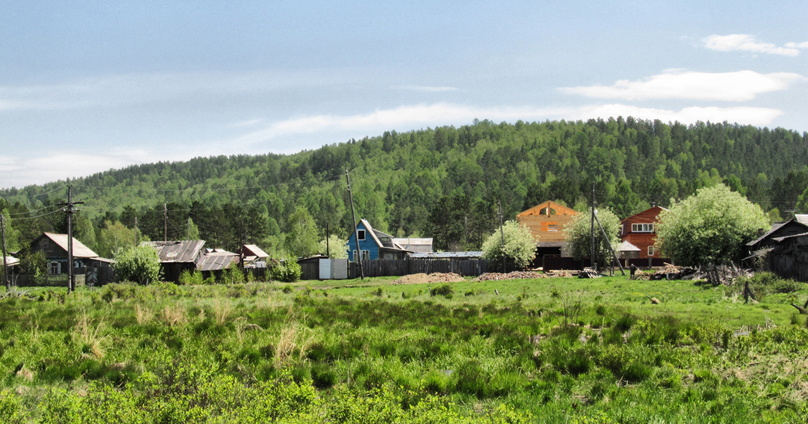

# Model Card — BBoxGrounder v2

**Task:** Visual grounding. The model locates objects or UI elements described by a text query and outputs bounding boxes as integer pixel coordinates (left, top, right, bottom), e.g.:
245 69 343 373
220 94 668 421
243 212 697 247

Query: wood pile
578 268 601 279
473 271 545 281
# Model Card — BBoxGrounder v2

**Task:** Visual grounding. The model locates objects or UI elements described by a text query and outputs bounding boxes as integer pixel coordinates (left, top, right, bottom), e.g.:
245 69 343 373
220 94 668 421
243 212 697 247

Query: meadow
0 272 807 423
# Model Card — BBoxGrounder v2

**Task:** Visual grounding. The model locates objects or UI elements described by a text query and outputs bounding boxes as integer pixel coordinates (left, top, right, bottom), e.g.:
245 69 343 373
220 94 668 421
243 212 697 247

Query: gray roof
746 220 807 247
42 233 98 258
795 214 808 225
616 241 641 252
408 251 484 259
142 240 205 263
239 244 269 258
3 255 19 267
393 238 433 253
196 249 238 271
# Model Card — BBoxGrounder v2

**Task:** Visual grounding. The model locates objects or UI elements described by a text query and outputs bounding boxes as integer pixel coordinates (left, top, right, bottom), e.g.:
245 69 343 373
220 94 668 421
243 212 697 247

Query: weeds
75 309 107 360
213 297 232 324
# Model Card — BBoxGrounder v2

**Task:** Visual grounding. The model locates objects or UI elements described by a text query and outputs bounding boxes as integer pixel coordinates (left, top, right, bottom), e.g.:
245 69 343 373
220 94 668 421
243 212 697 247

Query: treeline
2 117 808 255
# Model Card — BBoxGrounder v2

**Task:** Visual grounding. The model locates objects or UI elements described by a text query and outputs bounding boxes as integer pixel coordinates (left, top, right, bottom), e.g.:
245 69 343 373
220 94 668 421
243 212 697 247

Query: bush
222 266 245 285
179 269 204 285
430 284 453 297
114 246 162 285
270 259 301 283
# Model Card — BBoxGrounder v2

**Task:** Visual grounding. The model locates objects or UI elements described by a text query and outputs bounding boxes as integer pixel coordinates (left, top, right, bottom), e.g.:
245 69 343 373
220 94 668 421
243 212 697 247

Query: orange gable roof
517 200 578 218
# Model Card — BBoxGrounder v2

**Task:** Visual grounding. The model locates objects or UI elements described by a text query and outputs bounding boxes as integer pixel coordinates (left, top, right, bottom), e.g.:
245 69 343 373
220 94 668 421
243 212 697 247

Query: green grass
0 275 807 422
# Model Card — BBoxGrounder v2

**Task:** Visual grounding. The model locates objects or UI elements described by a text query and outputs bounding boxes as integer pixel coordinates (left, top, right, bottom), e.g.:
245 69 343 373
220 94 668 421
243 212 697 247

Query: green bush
429 284 453 297
270 259 301 282
222 266 245 284
114 245 162 285
179 269 204 285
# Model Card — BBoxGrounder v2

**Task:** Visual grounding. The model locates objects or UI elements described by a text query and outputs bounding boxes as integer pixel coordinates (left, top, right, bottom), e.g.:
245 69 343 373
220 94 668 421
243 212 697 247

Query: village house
346 219 410 261
516 200 578 257
30 232 107 275
619 206 667 259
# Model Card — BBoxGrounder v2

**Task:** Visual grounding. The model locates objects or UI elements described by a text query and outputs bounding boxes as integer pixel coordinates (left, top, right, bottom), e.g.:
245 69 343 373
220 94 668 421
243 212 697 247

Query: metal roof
3 255 19 267
746 220 805 247
196 250 238 271
42 233 98 258
393 238 433 253
142 240 205 263
795 215 808 225
239 244 269 258
408 251 484 259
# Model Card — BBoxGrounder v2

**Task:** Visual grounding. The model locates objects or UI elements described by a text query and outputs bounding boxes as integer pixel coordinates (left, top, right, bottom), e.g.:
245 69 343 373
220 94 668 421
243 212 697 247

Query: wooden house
30 233 100 275
620 206 667 259
746 219 807 253
766 232 808 281
516 201 578 256
142 240 206 283
346 219 411 261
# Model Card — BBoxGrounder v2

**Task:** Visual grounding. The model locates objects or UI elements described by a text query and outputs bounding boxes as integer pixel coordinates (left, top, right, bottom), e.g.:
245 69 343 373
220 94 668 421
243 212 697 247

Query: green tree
565 208 621 267
319 234 348 259
656 184 768 266
114 245 162 284
98 221 140 258
284 207 319 258
481 220 537 270
19 250 47 276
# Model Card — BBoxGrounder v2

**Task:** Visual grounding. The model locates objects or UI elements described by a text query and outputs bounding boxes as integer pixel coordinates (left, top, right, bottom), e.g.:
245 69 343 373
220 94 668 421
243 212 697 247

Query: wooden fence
349 259 490 278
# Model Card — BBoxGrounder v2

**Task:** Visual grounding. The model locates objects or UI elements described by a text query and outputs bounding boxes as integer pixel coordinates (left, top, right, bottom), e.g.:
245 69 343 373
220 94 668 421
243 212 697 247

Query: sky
1 0 806 189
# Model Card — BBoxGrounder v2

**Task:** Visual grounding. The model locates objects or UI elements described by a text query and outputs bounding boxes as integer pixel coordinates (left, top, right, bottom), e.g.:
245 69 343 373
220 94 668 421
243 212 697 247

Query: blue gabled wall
346 221 380 261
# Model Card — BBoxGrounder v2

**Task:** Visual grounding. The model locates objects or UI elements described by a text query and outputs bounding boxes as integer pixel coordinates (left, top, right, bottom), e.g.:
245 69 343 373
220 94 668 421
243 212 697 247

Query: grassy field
1 273 807 423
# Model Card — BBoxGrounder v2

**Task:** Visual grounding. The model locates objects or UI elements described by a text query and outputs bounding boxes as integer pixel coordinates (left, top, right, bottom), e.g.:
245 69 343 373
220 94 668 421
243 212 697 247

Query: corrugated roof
393 238 433 253
142 240 205 263
746 220 804 247
408 251 484 259
240 244 269 258
196 251 238 271
42 233 98 258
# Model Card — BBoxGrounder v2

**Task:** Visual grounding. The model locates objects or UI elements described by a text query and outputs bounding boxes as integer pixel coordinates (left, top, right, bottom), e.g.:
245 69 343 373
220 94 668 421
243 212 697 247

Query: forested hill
2 117 808 254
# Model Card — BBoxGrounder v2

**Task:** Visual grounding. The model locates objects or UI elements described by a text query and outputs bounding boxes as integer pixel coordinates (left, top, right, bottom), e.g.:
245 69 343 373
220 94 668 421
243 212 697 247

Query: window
357 230 366 241
648 246 655 256
548 225 558 231
49 261 61 275
631 223 654 233
361 250 370 261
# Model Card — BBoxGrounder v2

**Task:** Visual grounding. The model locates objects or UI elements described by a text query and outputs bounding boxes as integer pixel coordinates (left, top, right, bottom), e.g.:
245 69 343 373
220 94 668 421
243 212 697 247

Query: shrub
270 260 301 283
429 284 453 297
114 246 162 285
222 266 245 285
179 269 204 285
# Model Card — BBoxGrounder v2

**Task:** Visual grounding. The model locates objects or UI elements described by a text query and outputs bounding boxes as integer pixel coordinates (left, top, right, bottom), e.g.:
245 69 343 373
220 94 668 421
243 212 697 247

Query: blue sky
1 0 806 188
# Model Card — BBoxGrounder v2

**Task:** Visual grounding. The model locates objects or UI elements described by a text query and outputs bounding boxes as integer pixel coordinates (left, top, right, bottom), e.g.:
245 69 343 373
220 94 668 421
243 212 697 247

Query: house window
648 246 655 256
49 261 61 275
361 250 370 261
548 225 558 231
357 230 366 241
632 223 654 233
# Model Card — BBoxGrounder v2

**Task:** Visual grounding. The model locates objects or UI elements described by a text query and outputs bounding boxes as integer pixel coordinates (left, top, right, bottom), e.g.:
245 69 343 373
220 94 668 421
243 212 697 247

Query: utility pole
499 200 506 273
57 186 84 294
1 215 9 291
326 223 330 258
164 203 168 242
187 217 191 240
346 169 364 279
591 183 596 270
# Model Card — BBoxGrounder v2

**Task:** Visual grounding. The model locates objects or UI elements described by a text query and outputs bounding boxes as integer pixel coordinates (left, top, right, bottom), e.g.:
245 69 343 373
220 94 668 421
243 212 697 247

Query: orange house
517 201 578 256
619 206 667 259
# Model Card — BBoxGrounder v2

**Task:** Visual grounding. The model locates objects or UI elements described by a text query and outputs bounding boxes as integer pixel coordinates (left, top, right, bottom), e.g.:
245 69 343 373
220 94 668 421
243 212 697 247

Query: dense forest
2 117 808 257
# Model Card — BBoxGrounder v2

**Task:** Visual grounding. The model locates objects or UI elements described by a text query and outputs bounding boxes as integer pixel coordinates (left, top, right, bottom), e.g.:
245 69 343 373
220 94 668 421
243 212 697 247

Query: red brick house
620 206 667 259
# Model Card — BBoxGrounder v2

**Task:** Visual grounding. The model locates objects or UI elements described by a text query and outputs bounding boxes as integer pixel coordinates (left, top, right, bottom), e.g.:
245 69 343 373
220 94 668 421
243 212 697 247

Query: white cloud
561 70 804 101
703 34 808 56
393 85 459 92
